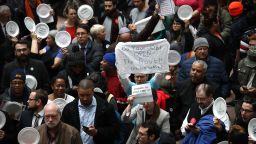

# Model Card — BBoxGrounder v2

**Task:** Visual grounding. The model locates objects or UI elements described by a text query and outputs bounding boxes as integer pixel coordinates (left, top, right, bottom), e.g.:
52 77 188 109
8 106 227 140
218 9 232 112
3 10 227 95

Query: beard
46 121 59 128
16 55 29 63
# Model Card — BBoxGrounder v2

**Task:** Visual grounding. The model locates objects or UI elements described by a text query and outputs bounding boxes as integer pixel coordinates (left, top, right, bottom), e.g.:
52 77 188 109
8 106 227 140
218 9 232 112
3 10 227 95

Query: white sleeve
181 109 190 136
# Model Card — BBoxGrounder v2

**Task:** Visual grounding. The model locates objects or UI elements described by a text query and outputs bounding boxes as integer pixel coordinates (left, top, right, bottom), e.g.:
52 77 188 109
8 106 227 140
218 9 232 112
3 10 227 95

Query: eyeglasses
28 98 36 101
195 97 208 102
76 32 87 36
240 108 254 113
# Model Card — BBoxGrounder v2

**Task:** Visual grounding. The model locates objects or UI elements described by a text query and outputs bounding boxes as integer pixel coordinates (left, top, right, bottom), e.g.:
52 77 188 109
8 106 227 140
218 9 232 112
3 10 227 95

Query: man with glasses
235 96 256 133
19 89 48 129
181 83 230 143
67 23 104 73
1 40 49 92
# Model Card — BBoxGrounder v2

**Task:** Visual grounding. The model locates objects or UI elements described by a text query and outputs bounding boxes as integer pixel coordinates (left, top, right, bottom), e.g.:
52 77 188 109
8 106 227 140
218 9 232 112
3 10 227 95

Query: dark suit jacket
68 39 103 73
19 110 44 130
174 78 221 127
61 95 120 144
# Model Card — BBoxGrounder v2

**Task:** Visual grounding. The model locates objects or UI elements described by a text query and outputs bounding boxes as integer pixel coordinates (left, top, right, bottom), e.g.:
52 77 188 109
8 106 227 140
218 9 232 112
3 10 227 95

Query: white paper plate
35 23 49 39
168 50 181 66
24 17 36 32
78 4 94 20
18 127 40 144
213 97 227 119
177 5 193 20
0 111 6 129
6 21 19 37
53 98 67 112
55 31 71 48
26 75 37 90
3 101 22 114
248 118 256 141
36 3 51 18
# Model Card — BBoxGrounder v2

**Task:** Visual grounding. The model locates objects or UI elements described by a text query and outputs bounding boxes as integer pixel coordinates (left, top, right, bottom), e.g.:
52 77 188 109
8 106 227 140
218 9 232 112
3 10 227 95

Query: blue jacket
178 56 229 98
183 115 217 144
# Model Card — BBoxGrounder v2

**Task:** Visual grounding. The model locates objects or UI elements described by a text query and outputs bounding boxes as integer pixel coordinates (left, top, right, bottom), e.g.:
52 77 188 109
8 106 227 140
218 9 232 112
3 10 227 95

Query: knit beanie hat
10 69 26 82
193 37 209 51
103 52 116 67
228 1 243 17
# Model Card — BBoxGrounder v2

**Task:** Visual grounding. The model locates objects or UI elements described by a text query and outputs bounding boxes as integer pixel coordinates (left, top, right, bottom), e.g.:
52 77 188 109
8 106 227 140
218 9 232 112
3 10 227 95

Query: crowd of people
0 0 256 143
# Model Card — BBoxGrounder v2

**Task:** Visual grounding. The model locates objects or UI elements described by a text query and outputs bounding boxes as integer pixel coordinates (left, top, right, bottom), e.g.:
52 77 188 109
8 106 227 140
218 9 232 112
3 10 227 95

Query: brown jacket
37 122 82 144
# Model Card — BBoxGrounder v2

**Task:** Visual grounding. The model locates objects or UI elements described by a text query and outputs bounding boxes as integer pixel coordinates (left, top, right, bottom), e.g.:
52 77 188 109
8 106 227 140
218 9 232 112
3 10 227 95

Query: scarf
25 0 41 21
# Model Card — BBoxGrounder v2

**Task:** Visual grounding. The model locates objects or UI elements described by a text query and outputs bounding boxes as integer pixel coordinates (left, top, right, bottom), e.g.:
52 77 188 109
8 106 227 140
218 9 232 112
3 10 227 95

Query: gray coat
121 104 170 144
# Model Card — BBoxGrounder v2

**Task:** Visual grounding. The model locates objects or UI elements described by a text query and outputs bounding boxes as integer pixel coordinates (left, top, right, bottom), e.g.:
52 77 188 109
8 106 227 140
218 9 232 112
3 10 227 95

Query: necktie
34 113 41 128
3 24 7 37
81 47 87 64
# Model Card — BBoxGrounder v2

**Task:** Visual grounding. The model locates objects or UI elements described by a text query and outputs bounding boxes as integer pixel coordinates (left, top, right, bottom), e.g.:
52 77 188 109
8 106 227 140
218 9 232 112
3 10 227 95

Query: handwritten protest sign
156 0 175 16
115 39 169 74
132 83 153 104
134 16 165 34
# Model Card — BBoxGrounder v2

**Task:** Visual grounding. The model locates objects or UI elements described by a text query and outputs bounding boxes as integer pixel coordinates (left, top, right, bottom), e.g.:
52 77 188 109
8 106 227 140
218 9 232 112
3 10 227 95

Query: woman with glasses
166 15 194 54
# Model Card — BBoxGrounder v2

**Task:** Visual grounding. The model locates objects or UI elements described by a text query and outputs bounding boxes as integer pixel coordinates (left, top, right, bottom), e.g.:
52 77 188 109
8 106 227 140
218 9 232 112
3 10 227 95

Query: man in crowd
38 102 82 144
129 0 148 23
19 89 48 129
175 60 221 136
1 40 49 92
61 79 120 144
234 96 256 132
100 0 126 43
0 69 30 105
231 33 256 98
181 83 230 143
178 37 229 98
68 24 103 73
136 121 160 144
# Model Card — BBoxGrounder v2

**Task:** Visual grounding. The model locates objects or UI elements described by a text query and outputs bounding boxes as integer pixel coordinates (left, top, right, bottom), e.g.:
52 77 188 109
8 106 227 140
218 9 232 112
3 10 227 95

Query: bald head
78 79 94 90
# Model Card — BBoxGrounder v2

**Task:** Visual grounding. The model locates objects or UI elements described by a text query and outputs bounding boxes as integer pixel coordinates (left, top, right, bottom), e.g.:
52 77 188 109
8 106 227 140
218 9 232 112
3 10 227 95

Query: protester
19 89 48 129
121 89 170 144
38 102 83 144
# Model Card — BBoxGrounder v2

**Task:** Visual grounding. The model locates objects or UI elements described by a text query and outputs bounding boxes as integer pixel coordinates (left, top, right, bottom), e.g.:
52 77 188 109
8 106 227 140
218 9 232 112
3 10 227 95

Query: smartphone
83 126 89 131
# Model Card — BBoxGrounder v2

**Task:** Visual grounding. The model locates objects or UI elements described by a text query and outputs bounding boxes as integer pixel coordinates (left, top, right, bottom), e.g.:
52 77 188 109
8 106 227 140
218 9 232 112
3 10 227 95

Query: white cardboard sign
132 83 153 104
115 39 169 74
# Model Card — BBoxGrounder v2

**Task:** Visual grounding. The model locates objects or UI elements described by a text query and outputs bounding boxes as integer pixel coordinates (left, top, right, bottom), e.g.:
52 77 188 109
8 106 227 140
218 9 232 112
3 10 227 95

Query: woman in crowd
121 89 170 144
48 75 75 103
30 30 64 79
59 2 78 40
166 15 194 54
90 24 110 53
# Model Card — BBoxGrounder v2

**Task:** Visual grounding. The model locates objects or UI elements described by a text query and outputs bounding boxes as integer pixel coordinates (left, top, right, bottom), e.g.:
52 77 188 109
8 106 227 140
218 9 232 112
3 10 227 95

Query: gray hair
0 5 10 14
192 60 208 72
44 102 62 116
90 24 105 38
